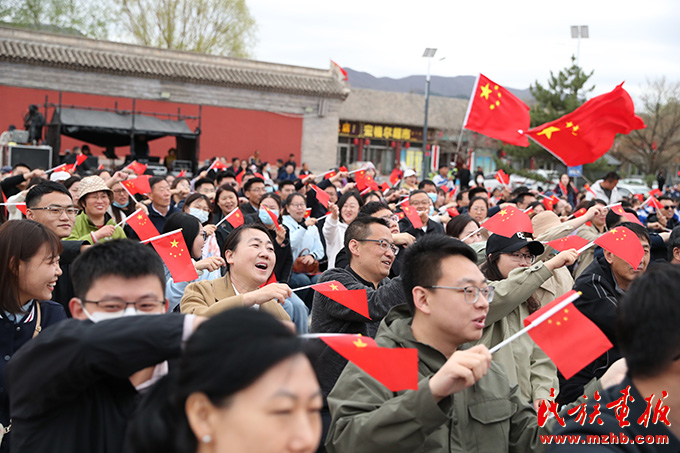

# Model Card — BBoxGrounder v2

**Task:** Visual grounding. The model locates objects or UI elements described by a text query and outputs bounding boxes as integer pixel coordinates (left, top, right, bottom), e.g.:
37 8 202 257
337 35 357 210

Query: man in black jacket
7 240 205 453
559 222 650 404
397 190 445 239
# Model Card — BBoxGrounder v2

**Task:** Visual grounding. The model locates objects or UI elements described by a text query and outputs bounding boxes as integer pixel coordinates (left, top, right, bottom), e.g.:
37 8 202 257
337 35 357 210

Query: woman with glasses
283 193 325 308
477 232 578 411
467 196 489 224
163 212 225 312
0 220 67 441
67 176 126 244
323 190 363 269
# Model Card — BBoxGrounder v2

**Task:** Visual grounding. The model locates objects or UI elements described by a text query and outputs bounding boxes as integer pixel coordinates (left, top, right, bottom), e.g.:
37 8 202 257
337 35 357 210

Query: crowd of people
0 154 679 452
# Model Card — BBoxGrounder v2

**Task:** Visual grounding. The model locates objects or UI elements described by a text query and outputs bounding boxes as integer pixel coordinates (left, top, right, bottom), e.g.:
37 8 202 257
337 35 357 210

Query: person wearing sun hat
66 176 126 244
474 231 579 411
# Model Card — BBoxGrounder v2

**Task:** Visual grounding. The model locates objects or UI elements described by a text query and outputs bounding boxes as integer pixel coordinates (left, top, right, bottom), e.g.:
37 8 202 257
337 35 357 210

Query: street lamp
570 25 589 66
422 47 437 178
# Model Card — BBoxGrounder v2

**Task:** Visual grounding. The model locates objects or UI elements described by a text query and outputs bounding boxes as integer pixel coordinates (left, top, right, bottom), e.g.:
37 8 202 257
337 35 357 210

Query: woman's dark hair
170 176 190 190
283 192 305 216
446 214 479 238
336 190 363 224
469 196 489 210
0 220 62 313
62 175 81 189
361 190 381 204
214 184 239 215
182 193 212 219
481 251 541 313
128 308 308 453
222 223 273 271
164 212 201 260
93 169 111 178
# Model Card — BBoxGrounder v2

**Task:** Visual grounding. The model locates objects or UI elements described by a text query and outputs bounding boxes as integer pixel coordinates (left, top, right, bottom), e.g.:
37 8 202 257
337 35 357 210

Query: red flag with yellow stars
151 230 198 283
463 74 531 146
126 209 159 241
311 185 330 208
225 208 245 228
495 169 510 186
572 207 587 218
524 290 612 379
402 205 423 229
546 236 589 253
526 83 646 166
324 170 338 180
121 175 152 195
312 281 370 319
594 226 645 269
482 206 533 237
75 154 88 167
320 334 419 391
609 204 643 226
126 161 148 175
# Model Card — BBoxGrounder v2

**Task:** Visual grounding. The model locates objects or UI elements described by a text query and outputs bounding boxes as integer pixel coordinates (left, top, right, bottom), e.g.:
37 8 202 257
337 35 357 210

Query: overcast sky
248 0 680 103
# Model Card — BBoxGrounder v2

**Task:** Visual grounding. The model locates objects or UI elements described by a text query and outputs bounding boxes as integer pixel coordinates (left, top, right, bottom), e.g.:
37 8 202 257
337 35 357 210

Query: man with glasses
326 234 553 452
7 239 206 453
311 216 408 447
646 195 679 233
25 181 85 315
397 190 445 240
240 176 266 217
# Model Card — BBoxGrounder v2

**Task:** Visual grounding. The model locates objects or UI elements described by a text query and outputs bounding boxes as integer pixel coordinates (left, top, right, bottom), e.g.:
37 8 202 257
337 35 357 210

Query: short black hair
71 239 166 298
456 190 469 202
359 201 391 217
278 180 295 190
401 235 477 314
243 177 265 193
149 176 167 191
514 192 535 205
668 226 680 261
617 263 680 377
438 164 448 170
658 195 674 203
194 178 214 190
603 172 620 182
12 162 30 171
25 181 72 208
446 214 479 238
408 189 428 200
588 198 607 208
418 179 436 190
343 216 389 256
468 186 487 199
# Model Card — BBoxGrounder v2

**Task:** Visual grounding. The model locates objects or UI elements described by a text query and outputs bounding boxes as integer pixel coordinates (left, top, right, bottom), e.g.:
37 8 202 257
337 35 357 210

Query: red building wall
0 85 303 165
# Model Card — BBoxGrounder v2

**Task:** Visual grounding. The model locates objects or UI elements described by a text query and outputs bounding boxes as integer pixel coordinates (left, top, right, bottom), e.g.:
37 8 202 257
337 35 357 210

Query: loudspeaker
2 145 53 170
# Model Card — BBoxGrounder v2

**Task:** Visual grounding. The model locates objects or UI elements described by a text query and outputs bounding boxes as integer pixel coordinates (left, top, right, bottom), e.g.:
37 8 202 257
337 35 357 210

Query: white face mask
189 207 210 224
80 303 154 323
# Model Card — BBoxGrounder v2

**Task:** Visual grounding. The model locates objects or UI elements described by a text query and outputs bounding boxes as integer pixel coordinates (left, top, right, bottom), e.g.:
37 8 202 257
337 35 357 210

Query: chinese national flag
648 188 662 198
583 184 597 197
546 236 589 252
526 83 646 166
542 197 554 211
354 169 370 191
97 164 104 170
13 203 27 216
320 335 419 391
572 207 587 218
50 163 76 173
524 290 613 380
311 185 330 208
75 154 88 166
463 74 531 146
208 160 228 172
396 211 405 220
225 208 245 228
262 206 281 230
151 230 198 283
482 206 533 237
447 207 460 218
594 226 645 269
324 170 338 179
177 169 186 178
304 208 312 219
609 204 643 226
121 175 152 195
126 210 159 241
380 182 390 193
647 197 663 210
260 271 277 288
402 205 423 229
495 169 510 185
312 281 370 319
126 161 148 175
389 168 403 186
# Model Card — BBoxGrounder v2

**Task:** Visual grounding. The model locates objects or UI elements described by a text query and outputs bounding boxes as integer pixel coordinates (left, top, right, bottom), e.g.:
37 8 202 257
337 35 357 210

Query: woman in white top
322 190 362 269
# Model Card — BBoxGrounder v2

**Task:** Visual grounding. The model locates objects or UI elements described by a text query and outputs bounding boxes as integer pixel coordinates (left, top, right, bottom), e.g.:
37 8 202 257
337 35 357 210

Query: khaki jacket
180 273 290 320
327 305 550 453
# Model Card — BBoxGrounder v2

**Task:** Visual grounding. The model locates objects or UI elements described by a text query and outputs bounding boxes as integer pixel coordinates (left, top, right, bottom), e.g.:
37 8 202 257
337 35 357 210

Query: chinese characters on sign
338 121 423 141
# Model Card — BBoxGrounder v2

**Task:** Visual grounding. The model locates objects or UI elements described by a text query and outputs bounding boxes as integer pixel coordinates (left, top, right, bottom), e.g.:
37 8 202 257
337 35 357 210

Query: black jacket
147 204 180 233
559 256 621 404
397 217 445 240
53 240 86 316
7 314 186 453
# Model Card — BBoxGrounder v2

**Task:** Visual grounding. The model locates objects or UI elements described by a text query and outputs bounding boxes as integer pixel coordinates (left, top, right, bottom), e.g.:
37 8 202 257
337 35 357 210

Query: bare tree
614 78 680 175
116 0 256 58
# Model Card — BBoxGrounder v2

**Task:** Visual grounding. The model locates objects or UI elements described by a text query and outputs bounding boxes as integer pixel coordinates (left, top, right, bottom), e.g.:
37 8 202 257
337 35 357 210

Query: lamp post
422 48 437 178
570 25 589 66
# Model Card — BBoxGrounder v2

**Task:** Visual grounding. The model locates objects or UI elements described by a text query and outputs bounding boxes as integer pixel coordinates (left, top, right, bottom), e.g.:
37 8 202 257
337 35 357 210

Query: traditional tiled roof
0 26 349 99
339 87 468 131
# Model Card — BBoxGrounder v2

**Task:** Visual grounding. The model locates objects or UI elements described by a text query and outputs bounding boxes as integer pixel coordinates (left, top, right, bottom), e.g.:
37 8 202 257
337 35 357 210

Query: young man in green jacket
326 234 623 453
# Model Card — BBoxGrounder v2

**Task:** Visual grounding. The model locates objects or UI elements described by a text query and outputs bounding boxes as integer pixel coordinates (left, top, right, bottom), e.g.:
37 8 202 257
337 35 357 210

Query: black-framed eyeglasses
29 206 80 216
81 298 165 313
356 239 398 254
424 285 495 304
508 251 536 264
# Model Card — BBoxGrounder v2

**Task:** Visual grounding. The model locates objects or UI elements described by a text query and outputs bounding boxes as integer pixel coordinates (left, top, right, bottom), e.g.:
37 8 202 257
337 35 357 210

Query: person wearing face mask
282 193 325 309
397 190 445 240
7 239 208 453
0 221 67 450
162 213 225 312
181 224 291 324
323 191 363 269
182 193 220 259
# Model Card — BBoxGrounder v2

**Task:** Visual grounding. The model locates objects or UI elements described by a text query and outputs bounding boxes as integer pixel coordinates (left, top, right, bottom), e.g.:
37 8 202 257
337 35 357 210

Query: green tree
612 77 680 175
503 56 595 166
116 0 257 58
0 0 110 38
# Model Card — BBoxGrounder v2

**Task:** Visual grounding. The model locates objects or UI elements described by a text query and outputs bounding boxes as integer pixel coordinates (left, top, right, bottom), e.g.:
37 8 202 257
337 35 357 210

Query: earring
202 434 212 443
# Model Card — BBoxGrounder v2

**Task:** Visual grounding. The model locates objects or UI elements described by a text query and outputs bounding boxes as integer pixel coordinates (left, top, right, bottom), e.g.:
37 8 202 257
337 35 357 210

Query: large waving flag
594 226 645 269
462 74 531 146
526 83 646 166
482 206 533 237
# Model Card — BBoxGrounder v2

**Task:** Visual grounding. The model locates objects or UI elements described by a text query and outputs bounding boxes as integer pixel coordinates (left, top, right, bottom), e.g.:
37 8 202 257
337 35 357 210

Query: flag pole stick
576 241 596 255
347 167 368 175
140 228 183 244
461 226 485 241
299 333 356 339
115 208 142 228
215 208 239 228
489 291 581 354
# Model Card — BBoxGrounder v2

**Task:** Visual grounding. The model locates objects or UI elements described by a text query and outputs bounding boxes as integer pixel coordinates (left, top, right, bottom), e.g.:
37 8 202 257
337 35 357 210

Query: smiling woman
180 224 291 321
66 176 126 244
0 220 67 436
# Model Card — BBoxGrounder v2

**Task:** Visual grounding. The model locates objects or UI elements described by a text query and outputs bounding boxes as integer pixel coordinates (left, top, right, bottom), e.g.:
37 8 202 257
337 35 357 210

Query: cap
404 169 417 178
486 232 544 257
0 166 11 174
50 171 70 182
79 176 112 200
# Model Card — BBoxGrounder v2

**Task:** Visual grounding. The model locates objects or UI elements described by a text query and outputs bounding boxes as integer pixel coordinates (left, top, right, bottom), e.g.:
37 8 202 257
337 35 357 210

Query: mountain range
344 68 532 101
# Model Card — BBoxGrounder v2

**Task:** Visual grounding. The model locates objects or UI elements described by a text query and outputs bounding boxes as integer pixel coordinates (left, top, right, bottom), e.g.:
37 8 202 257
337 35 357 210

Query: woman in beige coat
181 224 290 321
